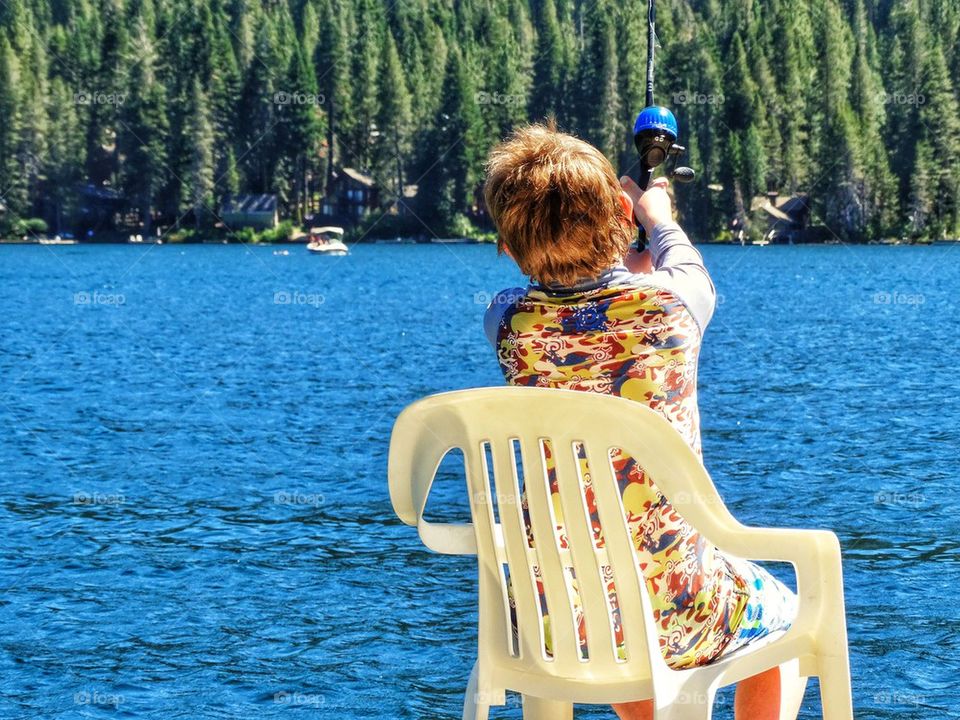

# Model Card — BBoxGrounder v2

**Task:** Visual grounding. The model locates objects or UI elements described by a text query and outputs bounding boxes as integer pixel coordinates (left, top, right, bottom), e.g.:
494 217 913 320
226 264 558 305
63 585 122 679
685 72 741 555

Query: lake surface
1 243 957 719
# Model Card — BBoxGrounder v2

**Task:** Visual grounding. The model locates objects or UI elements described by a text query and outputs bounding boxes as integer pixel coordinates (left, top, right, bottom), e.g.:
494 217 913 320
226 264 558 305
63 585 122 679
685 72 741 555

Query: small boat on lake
307 227 348 256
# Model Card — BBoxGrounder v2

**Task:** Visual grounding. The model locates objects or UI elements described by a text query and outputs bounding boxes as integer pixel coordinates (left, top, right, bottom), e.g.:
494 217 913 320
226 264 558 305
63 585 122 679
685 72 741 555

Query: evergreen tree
374 31 412 207
817 0 865 240
209 15 242 198
314 0 351 194
615 0 647 172
850 0 898 237
0 0 31 53
45 77 86 233
915 43 960 238
275 43 324 223
181 77 216 228
9 32 51 226
344 0 382 171
118 13 169 236
0 38 23 227
777 16 809 192
237 20 281 193
573 0 621 159
719 35 763 225
529 0 564 121
478 12 529 141
417 48 483 234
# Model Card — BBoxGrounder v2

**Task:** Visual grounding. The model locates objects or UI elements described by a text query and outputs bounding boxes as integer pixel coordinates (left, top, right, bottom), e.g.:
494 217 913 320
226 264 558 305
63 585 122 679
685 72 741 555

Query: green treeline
0 0 958 241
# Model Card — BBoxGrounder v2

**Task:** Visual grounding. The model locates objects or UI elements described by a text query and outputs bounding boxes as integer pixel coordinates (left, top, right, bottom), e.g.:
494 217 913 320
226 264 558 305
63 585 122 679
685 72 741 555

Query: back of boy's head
484 122 632 287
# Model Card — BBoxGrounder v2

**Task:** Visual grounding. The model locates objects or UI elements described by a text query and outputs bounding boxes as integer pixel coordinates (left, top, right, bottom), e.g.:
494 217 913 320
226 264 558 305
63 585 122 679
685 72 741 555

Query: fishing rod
633 0 695 244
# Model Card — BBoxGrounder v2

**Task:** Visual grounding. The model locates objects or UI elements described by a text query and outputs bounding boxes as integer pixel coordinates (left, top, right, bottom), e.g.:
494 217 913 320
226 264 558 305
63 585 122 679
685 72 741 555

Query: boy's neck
532 264 631 294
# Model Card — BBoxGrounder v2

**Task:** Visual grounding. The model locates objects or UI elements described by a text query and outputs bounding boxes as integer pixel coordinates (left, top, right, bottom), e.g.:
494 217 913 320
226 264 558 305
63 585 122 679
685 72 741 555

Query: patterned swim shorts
722 557 799 657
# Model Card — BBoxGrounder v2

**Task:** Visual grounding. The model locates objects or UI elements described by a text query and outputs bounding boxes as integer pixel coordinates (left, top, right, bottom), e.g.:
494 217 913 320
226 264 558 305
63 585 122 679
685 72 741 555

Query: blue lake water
0 243 958 718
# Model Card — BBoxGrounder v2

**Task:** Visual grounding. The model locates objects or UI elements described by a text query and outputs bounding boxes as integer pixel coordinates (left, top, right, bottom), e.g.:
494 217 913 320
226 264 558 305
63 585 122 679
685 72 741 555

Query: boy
482 123 801 720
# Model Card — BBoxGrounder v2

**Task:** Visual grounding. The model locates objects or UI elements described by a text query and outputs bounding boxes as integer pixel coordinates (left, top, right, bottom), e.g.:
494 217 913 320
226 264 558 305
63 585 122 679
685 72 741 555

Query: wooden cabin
78 183 125 233
320 167 379 222
752 192 816 244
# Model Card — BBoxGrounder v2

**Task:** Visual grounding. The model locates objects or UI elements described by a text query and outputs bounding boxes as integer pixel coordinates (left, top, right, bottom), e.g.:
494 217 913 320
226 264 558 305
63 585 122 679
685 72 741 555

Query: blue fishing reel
635 106 679 141
634 106 695 191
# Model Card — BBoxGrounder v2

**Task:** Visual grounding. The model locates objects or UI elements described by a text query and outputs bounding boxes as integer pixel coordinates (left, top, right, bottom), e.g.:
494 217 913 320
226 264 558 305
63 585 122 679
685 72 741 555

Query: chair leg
817 658 854 720
462 663 490 720
653 679 717 720
521 695 574 720
778 660 808 720
654 702 715 720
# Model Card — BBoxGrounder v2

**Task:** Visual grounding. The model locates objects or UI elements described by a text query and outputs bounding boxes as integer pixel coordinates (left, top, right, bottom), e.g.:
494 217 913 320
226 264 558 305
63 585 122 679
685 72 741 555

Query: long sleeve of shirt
643 221 717 332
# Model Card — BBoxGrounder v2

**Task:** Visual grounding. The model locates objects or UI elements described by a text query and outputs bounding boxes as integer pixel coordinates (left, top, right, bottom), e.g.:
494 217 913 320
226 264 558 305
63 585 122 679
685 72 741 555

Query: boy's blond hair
483 123 632 287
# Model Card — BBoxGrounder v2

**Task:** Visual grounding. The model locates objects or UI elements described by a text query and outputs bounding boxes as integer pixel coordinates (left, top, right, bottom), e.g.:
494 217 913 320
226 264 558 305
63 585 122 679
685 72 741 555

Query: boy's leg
735 661 806 720
734 667 781 720
612 700 654 720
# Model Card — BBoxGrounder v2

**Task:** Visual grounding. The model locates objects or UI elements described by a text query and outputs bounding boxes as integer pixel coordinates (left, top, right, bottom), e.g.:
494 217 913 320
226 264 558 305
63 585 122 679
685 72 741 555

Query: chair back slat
513 435 581 670
467 441 516 656
462 398 673 677
486 436 546 662
588 449 665 669
549 438 621 671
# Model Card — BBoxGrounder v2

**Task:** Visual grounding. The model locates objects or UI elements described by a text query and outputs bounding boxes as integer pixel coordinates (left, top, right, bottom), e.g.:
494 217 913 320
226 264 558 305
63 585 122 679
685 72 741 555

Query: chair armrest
714 525 840 566
419 519 478 555
715 526 846 634
388 401 479 556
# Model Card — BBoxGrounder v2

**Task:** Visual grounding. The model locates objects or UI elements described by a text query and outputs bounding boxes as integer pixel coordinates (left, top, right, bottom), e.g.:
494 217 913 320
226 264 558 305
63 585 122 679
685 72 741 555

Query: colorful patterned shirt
485 223 753 669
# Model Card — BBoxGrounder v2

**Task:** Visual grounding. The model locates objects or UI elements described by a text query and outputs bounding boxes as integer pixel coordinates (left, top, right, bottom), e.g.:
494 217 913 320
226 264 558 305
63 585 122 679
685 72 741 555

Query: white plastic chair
388 387 853 720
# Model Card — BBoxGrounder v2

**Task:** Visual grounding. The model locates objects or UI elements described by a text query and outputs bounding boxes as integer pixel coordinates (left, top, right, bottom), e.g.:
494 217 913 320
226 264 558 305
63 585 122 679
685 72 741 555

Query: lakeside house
752 192 809 243
79 183 126 233
749 192 831 243
220 194 279 230
319 167 379 223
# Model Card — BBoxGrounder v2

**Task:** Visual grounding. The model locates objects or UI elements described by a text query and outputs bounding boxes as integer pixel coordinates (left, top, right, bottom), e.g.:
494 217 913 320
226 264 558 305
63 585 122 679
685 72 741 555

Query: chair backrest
388 386 746 688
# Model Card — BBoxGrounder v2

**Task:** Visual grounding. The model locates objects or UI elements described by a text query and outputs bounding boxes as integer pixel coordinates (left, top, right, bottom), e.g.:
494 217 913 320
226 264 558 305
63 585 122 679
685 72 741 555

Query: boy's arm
620 175 717 332
643 221 717 331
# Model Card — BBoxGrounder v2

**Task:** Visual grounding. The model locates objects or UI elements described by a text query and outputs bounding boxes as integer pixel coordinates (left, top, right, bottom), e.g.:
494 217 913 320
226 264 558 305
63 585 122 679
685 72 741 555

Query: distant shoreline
0 236 500 246
3 237 957 247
